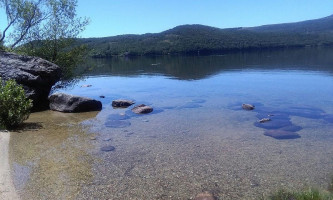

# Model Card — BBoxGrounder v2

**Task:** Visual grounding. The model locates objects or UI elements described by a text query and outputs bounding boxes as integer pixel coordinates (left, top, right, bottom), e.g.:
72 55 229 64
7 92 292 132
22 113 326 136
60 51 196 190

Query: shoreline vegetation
74 15 333 58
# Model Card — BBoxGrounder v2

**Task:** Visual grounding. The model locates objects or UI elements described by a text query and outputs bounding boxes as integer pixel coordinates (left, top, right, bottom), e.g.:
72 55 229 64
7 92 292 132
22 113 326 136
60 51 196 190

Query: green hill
77 15 333 57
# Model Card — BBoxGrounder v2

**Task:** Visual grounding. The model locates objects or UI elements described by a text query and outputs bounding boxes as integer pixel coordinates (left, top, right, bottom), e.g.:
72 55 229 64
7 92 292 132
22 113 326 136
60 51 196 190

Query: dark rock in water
49 93 102 113
242 104 255 110
0 51 61 110
194 191 216 200
99 95 105 98
279 125 303 132
258 118 271 123
107 113 130 121
101 146 115 152
112 99 135 108
132 104 153 114
254 119 292 129
105 120 131 128
264 130 301 139
256 112 290 120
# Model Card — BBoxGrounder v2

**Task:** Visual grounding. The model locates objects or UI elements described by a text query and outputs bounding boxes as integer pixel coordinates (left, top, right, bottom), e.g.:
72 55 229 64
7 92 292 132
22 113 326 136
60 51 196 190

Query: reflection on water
74 47 333 80
10 48 333 199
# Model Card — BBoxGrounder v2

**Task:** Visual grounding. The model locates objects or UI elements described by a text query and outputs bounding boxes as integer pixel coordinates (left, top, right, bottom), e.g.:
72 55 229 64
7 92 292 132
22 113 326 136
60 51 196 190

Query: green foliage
0 78 32 129
266 188 333 200
1 0 89 79
19 39 88 80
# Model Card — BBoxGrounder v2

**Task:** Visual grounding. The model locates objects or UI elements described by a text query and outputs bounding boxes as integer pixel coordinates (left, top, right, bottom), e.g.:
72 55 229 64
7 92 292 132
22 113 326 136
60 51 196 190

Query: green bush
0 78 32 129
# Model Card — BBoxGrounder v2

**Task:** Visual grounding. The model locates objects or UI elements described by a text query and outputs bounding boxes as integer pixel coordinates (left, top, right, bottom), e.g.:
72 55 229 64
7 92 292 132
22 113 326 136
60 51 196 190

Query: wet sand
0 131 19 200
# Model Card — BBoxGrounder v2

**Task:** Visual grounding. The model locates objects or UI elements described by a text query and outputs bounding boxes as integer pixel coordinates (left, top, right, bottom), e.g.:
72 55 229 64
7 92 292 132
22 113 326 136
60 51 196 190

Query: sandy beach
0 131 19 200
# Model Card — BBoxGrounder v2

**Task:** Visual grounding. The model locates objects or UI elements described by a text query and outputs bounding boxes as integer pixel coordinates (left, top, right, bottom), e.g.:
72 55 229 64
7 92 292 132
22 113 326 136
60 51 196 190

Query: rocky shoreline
0 51 61 111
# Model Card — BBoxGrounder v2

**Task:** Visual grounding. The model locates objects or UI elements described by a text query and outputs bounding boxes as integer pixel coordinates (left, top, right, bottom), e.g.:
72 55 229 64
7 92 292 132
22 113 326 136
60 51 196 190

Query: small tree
1 0 89 79
0 78 32 128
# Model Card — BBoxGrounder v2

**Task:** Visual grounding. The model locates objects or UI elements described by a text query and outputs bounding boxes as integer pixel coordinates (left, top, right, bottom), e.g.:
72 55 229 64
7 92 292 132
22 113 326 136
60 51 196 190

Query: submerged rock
254 119 292 130
107 113 130 121
132 104 153 114
179 102 202 109
242 104 255 110
256 112 290 120
49 93 102 113
100 146 115 152
323 114 333 123
0 51 61 110
194 191 216 200
112 99 135 108
264 130 301 139
105 120 131 128
279 125 303 132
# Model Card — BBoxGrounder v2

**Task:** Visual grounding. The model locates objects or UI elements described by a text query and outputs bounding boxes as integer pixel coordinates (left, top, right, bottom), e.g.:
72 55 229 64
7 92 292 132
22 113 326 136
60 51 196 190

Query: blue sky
1 0 333 38
77 0 333 38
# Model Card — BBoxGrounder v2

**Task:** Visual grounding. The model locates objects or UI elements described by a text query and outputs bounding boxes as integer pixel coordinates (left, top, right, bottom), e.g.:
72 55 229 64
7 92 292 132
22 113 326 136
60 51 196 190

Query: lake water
9 48 333 199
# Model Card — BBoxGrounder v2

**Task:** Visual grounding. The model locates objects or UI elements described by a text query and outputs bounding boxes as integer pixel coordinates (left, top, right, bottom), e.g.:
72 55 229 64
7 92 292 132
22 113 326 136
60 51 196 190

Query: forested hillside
76 15 333 57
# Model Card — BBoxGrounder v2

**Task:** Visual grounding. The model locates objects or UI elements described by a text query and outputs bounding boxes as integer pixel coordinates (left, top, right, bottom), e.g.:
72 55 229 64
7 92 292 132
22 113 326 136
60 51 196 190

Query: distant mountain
246 15 333 33
76 15 333 57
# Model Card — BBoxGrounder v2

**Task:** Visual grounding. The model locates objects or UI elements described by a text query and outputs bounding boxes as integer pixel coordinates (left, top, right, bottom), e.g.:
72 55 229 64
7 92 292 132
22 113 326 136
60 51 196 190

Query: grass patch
266 188 333 200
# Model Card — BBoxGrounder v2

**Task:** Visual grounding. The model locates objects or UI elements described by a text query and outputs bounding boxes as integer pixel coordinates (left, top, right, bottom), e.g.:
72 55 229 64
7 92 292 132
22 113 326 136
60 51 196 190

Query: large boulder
0 51 62 110
49 93 102 113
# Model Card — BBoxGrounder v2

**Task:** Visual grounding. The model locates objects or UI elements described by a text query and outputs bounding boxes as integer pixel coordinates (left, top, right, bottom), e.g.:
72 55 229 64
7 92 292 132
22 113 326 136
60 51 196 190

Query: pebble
101 146 116 152
194 191 216 200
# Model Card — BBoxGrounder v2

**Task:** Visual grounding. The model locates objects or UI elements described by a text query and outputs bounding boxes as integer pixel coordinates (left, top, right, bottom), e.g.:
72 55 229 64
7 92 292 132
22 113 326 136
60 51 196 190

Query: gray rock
132 104 153 114
0 51 61 110
112 99 135 108
49 93 102 113
242 103 255 110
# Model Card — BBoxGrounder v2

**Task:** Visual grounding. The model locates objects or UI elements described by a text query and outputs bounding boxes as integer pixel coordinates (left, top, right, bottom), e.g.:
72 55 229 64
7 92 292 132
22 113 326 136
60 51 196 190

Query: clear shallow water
9 48 333 199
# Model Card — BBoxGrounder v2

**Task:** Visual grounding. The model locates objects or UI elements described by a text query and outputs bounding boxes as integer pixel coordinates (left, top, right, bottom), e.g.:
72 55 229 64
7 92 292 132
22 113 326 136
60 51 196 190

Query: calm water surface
10 48 333 199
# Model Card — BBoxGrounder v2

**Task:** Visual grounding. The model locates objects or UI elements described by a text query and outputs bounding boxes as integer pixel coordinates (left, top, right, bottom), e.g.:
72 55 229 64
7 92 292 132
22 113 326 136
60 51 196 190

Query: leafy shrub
0 78 32 128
